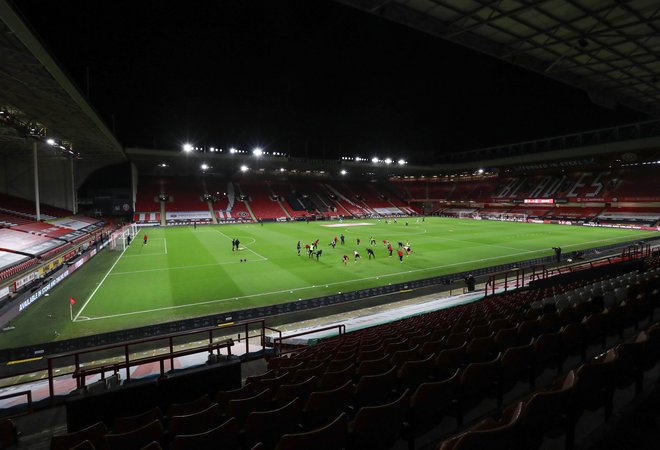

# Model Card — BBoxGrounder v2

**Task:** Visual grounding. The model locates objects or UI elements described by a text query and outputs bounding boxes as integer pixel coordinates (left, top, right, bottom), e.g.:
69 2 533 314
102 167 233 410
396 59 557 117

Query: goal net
480 212 528 222
109 224 139 251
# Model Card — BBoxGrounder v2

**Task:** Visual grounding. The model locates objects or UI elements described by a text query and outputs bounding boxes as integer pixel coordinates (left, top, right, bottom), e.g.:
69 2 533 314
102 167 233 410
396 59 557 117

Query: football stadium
1 1 660 449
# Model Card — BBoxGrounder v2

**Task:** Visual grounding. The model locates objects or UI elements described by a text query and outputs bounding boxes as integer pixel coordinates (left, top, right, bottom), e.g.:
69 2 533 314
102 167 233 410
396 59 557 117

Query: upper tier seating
160 177 208 212
135 177 163 212
239 181 288 220
0 192 70 219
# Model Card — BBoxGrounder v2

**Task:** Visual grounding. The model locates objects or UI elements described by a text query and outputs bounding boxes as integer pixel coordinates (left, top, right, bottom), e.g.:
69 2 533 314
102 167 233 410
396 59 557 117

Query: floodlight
253 147 263 157
46 138 56 146
397 159 406 165
230 147 237 154
478 169 484 174
371 157 379 163
201 163 209 170
340 169 347 175
280 168 286 172
183 143 193 152
240 165 249 172
384 158 392 164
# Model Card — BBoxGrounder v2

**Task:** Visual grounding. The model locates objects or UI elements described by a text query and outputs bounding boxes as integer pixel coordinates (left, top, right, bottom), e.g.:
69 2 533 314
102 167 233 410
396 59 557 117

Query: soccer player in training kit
143 234 148 245
397 249 404 262
342 254 349 266
367 248 375 259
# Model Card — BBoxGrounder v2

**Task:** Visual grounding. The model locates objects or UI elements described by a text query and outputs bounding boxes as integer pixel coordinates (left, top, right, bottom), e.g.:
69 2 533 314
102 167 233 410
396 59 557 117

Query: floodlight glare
340 169 347 175
46 138 56 146
183 143 193 152
253 148 263 157
280 168 286 172
230 147 237 154
371 157 379 163
384 158 392 164
201 163 209 170
397 159 406 165
240 165 249 172
478 169 484 174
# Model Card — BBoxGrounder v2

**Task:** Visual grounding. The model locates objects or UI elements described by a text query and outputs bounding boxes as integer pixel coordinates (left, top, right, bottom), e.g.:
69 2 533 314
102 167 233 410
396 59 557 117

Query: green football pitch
2 218 658 348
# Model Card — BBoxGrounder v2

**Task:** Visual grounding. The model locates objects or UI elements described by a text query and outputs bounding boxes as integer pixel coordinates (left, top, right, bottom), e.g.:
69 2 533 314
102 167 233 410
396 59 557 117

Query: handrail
0 390 32 417
483 248 650 296
73 339 234 388
45 319 267 402
272 324 346 356
483 251 638 296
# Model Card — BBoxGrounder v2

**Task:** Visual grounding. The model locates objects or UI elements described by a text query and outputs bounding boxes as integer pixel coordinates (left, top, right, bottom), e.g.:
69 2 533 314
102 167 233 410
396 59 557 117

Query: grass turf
1 217 657 348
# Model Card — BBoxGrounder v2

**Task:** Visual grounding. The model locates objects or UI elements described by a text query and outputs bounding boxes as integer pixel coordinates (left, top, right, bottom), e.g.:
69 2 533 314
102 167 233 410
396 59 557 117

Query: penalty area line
77 248 539 322
78 232 650 322
73 246 128 321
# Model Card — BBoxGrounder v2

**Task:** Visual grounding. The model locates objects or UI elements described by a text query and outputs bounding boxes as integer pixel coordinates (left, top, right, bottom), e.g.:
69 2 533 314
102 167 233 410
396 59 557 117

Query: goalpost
458 211 528 222
109 224 139 251
483 212 528 222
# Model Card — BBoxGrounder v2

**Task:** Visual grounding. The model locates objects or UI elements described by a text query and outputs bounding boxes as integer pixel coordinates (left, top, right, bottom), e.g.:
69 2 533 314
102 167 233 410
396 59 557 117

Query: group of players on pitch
296 233 414 265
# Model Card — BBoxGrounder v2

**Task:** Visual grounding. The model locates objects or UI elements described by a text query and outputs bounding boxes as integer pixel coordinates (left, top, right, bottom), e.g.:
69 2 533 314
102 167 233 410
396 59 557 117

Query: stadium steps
276 198 292 219
207 201 218 224
159 200 166 226
243 200 257 222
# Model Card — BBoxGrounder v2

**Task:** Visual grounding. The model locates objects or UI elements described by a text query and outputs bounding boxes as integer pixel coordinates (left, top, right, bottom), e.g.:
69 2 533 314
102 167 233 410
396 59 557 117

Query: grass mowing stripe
213 228 268 261
3 218 656 347
73 245 128 321
109 259 269 276
80 248 542 320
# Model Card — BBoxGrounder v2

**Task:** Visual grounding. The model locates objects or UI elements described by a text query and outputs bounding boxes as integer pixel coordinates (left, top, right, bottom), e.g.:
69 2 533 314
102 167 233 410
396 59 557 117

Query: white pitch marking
76 248 541 321
164 238 168 255
74 245 129 321
81 231 649 321
110 258 269 276
213 228 267 260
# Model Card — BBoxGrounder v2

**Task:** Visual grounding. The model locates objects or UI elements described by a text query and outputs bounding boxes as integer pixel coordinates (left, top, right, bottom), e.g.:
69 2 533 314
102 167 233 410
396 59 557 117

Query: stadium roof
337 0 660 117
0 0 125 162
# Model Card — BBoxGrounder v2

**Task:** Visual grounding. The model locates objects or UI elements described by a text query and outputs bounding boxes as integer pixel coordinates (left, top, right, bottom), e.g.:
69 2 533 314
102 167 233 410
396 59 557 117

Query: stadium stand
134 176 162 223
161 177 207 213
598 207 660 226
0 211 34 227
288 180 338 217
610 168 660 201
0 193 71 220
1 226 658 449
240 181 290 220
545 206 604 221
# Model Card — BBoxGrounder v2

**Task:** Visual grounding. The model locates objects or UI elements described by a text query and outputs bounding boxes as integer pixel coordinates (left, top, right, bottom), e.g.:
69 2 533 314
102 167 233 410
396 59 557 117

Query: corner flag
69 297 76 305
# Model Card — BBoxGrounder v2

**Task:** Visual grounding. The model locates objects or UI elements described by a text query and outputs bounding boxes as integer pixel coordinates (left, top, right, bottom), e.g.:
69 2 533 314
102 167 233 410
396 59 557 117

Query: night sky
13 0 645 160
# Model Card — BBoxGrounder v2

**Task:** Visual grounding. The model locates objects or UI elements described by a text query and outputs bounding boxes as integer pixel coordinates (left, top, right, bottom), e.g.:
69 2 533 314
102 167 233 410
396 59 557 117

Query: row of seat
438 322 660 450
51 260 660 449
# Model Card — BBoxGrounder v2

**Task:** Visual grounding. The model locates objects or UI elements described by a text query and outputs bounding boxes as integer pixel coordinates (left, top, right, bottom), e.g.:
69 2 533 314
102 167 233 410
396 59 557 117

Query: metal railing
0 319 269 408
271 324 346 356
483 249 651 296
